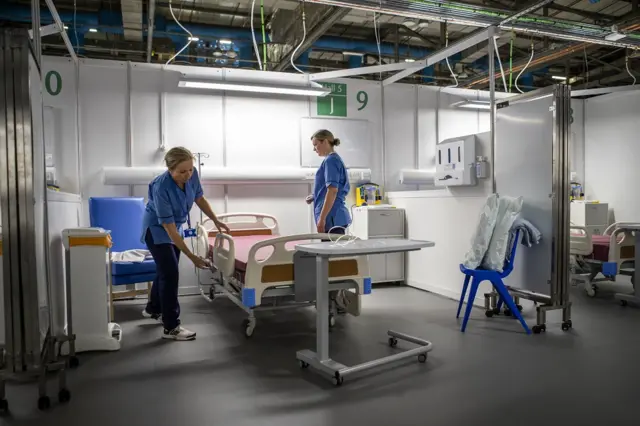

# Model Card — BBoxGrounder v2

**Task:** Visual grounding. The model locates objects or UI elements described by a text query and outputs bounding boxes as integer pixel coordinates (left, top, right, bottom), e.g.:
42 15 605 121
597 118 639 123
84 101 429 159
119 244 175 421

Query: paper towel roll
399 169 436 185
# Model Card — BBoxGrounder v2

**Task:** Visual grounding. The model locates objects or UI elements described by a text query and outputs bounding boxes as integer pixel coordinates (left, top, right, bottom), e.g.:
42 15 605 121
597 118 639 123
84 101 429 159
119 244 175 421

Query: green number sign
317 82 347 117
357 90 368 111
45 70 62 96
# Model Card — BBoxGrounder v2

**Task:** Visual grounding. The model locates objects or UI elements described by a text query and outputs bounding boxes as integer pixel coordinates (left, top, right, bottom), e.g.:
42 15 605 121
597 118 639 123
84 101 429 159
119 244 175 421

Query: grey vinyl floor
3 282 640 426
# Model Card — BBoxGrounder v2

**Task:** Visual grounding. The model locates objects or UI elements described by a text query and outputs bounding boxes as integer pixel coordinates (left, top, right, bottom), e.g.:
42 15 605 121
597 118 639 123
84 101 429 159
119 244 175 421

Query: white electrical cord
445 33 458 88
493 36 508 92
327 226 361 247
290 4 307 74
626 54 636 86
250 0 264 71
515 42 534 94
166 0 193 66
373 12 382 66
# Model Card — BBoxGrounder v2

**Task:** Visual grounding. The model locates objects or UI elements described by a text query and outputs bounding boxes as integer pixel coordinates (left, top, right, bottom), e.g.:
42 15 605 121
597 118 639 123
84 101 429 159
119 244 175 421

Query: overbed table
295 238 435 386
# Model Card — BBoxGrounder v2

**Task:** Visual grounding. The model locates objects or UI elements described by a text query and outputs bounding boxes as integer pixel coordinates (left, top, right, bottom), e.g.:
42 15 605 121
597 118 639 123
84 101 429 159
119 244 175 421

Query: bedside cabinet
351 207 405 284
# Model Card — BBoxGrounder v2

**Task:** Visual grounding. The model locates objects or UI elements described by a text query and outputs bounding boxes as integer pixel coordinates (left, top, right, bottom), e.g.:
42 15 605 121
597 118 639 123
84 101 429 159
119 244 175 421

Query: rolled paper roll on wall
399 169 436 186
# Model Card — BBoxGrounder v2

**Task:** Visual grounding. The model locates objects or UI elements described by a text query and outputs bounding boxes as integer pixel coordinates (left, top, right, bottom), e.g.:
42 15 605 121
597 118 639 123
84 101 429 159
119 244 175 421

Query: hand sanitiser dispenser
435 135 477 187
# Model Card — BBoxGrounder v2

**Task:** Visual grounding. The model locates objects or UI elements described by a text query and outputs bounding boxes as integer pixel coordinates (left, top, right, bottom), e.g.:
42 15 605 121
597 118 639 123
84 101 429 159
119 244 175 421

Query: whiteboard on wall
300 117 372 168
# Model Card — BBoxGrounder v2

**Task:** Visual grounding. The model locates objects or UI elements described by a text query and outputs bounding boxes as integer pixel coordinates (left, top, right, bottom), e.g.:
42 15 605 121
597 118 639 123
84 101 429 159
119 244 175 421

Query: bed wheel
242 319 255 338
586 284 597 297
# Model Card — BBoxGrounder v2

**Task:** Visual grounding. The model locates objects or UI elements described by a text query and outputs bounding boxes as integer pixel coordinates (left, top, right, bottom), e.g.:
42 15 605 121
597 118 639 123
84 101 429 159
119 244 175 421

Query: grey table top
295 238 435 257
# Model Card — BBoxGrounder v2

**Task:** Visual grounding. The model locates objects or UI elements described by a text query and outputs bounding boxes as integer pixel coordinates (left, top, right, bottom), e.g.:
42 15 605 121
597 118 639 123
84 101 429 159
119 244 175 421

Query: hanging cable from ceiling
260 0 267 70
166 0 194 66
250 0 264 70
290 0 307 74
508 32 514 92
373 0 383 79
515 40 534 94
583 46 589 87
492 35 508 92
445 30 458 88
626 52 636 86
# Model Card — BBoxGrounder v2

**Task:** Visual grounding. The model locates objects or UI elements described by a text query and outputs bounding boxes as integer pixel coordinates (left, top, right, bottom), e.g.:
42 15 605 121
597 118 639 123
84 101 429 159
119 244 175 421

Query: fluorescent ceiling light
552 75 567 81
605 32 626 41
343 51 365 57
88 28 98 33
405 58 416 63
188 37 199 41
178 80 331 97
219 39 232 44
64 25 69 30
451 100 491 110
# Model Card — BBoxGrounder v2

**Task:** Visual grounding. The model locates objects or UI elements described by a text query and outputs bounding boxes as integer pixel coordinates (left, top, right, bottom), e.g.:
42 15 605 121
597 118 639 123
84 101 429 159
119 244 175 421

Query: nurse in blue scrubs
141 147 230 341
307 129 351 234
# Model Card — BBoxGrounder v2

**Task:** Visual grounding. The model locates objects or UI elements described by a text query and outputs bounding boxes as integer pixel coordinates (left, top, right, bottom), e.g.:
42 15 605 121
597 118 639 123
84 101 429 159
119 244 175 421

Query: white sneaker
162 326 196 341
142 309 162 323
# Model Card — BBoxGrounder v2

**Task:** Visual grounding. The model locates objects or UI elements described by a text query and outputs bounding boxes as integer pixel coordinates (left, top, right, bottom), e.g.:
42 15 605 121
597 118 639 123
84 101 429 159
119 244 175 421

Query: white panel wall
42 57 382 294
384 84 417 192
41 57 80 194
585 91 640 222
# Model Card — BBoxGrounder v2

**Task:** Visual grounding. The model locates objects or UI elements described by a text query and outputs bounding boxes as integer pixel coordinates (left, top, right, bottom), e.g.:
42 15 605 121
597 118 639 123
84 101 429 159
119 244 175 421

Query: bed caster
333 374 344 387
38 395 51 411
492 307 501 315
242 319 255 338
516 305 523 312
329 314 336 328
586 285 597 297
58 388 71 404
532 324 546 334
388 337 398 348
69 356 80 369
561 320 572 331
504 308 512 317
0 399 8 414
485 310 494 318
620 299 628 307
299 361 309 369
418 354 428 363
209 287 216 301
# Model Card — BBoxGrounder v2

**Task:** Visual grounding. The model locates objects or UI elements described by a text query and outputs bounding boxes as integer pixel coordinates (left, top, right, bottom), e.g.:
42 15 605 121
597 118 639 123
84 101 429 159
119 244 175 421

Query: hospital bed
195 213 370 337
570 222 636 297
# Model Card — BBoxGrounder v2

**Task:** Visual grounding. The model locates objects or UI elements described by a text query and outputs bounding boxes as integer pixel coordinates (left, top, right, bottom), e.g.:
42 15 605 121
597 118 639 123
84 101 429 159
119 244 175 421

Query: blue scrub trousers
145 229 181 330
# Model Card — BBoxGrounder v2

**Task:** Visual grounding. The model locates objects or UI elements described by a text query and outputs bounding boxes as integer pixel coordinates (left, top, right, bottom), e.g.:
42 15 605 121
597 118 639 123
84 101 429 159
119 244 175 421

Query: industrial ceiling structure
1 0 639 90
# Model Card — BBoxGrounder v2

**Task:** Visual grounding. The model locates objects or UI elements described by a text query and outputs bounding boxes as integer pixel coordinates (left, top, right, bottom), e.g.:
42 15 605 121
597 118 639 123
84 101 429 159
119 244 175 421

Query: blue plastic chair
89 197 156 318
456 230 531 334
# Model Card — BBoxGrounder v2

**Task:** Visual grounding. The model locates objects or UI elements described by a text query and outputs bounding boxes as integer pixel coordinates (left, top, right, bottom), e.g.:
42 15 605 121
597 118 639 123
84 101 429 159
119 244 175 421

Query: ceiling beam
273 6 350 72
546 3 616 23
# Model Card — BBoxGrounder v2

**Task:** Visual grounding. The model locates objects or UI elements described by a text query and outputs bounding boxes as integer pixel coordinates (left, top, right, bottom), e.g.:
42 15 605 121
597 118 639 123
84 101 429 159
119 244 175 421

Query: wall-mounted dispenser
435 135 477 187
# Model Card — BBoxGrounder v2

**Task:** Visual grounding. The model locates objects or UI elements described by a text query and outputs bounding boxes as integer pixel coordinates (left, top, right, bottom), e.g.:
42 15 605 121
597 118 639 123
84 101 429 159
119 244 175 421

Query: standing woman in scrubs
141 147 230 341
307 130 351 235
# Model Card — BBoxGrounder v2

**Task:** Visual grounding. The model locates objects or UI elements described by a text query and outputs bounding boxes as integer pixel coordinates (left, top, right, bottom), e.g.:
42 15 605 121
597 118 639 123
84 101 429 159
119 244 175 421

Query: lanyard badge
182 197 196 238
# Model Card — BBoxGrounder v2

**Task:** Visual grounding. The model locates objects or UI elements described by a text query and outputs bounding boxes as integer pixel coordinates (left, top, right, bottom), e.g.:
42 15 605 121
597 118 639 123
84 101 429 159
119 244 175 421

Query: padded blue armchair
89 197 156 319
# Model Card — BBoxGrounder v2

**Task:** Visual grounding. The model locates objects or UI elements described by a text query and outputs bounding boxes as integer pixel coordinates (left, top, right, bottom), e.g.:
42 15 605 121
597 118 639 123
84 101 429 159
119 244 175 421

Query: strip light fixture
178 80 331 97
451 100 491 110
552 75 567 81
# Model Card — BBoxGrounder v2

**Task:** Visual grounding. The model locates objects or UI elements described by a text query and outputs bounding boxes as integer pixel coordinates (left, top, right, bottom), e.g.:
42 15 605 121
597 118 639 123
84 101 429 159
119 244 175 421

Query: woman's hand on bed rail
214 219 231 234
190 255 211 270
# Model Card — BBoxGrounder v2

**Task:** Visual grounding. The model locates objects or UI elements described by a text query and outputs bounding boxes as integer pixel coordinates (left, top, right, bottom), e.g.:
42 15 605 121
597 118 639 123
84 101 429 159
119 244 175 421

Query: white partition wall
584 90 640 222
41 57 382 293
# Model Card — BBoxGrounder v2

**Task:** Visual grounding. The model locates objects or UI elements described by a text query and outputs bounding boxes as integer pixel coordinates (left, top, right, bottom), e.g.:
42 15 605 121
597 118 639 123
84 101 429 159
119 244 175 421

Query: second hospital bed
195 213 371 337
570 222 636 297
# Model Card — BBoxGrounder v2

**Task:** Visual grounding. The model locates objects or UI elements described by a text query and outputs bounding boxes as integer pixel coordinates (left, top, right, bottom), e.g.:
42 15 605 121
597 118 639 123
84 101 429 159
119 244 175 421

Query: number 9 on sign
356 91 368 111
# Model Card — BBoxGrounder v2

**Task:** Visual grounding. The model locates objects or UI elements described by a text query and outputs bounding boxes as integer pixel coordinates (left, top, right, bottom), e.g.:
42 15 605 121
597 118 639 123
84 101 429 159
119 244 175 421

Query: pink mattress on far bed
208 235 304 272
570 233 624 262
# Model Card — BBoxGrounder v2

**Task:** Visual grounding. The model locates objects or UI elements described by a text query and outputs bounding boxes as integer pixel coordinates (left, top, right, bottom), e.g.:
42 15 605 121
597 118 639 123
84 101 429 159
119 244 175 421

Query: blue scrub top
313 153 351 230
141 169 204 245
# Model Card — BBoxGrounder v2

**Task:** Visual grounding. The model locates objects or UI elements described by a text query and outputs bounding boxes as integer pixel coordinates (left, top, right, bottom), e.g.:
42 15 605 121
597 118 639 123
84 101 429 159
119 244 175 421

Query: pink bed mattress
570 233 622 262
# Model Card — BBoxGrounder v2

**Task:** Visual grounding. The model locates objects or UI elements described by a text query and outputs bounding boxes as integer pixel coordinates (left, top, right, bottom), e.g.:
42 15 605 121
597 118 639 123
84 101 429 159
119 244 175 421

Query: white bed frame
570 222 637 297
195 213 369 337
